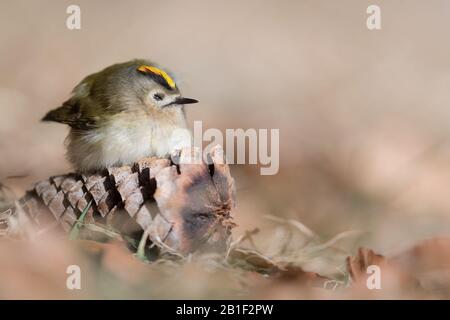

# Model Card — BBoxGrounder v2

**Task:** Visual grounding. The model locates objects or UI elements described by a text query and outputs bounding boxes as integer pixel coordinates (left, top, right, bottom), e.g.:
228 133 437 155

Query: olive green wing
41 99 99 130
41 74 100 130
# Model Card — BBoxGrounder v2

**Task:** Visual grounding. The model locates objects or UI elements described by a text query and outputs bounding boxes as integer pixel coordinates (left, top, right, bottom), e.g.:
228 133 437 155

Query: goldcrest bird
42 59 198 172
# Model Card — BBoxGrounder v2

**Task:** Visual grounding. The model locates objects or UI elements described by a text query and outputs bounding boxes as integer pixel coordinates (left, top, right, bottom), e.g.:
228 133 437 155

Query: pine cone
7 146 236 255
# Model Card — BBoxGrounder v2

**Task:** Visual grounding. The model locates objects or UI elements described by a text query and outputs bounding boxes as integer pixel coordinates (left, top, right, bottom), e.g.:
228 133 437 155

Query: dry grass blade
264 214 316 239
69 200 93 240
306 230 366 253
134 228 150 262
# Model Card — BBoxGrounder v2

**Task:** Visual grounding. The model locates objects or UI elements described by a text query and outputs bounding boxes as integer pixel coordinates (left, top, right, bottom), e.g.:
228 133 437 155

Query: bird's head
130 62 198 111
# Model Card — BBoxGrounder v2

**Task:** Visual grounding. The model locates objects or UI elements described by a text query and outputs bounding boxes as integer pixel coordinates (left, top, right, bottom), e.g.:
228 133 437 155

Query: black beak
163 97 198 108
175 97 198 105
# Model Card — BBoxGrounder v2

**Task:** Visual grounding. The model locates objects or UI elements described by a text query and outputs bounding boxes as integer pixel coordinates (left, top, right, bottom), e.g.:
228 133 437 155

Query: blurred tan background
1 0 450 258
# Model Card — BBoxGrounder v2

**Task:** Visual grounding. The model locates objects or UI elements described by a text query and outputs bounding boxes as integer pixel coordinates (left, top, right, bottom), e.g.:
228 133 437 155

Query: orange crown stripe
137 65 176 89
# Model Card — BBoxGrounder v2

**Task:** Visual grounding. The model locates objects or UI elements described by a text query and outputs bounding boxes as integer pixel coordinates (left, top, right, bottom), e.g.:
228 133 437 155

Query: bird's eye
153 93 164 101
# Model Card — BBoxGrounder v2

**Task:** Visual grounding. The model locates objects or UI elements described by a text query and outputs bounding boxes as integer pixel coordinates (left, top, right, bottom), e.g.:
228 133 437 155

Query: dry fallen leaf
392 237 450 297
346 240 450 297
346 247 387 283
